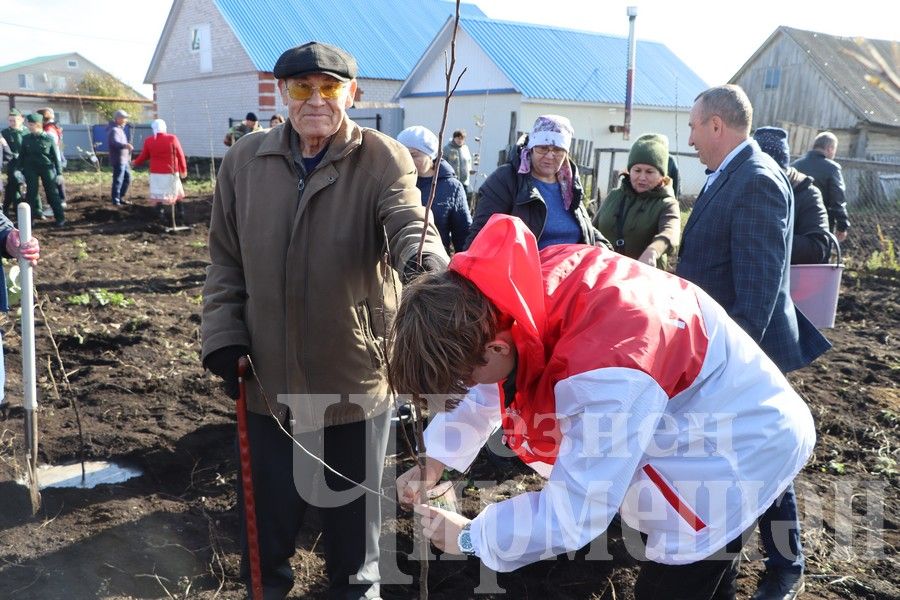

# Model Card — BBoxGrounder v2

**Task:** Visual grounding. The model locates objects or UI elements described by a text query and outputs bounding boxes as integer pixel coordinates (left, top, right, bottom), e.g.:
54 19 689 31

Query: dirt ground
0 178 896 599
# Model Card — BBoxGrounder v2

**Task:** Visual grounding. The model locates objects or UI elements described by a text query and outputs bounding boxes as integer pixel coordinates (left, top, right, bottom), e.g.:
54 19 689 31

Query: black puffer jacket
464 142 610 250
788 167 831 264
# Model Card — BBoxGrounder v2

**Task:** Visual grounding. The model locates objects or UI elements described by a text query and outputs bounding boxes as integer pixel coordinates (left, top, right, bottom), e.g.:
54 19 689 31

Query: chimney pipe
623 6 638 141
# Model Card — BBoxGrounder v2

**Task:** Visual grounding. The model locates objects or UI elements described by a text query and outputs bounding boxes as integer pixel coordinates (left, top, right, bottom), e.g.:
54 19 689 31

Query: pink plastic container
790 233 843 329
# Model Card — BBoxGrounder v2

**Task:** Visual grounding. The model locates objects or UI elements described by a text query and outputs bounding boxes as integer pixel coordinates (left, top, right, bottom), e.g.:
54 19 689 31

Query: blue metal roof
213 0 485 80
459 18 708 108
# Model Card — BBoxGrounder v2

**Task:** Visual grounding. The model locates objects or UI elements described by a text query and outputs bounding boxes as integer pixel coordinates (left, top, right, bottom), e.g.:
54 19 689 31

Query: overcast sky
1 0 896 99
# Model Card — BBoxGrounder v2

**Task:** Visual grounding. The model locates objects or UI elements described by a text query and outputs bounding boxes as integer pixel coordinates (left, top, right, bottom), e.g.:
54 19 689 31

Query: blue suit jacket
677 141 830 372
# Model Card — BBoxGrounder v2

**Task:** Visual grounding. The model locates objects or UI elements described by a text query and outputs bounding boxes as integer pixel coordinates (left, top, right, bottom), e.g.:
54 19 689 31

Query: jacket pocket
642 464 707 532
356 300 385 370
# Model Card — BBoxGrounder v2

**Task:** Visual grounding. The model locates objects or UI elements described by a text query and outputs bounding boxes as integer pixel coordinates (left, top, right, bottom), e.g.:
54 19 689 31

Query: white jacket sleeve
468 367 667 572
422 384 502 472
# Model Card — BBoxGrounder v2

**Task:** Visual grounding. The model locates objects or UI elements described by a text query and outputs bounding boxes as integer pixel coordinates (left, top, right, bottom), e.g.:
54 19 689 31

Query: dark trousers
3 164 22 215
111 162 131 203
758 482 804 573
237 410 390 600
24 167 63 224
634 525 755 600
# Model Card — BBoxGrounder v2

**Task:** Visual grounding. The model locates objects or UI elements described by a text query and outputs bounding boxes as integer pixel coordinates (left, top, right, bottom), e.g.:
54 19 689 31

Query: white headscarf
151 118 167 136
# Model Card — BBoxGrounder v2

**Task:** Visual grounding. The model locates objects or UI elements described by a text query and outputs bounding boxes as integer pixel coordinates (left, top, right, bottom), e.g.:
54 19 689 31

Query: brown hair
388 271 502 407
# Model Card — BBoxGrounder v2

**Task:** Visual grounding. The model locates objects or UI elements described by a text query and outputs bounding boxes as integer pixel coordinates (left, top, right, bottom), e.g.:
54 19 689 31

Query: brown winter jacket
201 117 448 429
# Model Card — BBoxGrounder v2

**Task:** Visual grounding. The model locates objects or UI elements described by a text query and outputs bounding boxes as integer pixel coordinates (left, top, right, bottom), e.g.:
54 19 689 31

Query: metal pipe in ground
17 202 41 512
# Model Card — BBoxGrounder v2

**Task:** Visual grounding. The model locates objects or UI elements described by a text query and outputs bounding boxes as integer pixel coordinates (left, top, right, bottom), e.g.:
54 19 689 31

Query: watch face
459 527 475 555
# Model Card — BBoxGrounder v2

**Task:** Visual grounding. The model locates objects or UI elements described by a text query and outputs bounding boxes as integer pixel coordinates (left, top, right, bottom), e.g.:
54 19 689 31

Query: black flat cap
273 41 358 81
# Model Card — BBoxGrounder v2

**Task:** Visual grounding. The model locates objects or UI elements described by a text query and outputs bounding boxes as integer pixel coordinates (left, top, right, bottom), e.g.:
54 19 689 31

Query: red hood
450 214 546 341
450 215 556 463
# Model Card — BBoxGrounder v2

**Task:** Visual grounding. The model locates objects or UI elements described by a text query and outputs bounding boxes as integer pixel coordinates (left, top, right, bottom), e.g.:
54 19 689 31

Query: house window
191 24 212 72
54 76 67 91
764 66 781 90
67 60 79 68
18 74 34 89
55 110 70 124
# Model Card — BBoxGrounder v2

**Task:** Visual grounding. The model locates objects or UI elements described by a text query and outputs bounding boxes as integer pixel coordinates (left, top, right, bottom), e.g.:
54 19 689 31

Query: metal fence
836 158 900 269
60 123 153 165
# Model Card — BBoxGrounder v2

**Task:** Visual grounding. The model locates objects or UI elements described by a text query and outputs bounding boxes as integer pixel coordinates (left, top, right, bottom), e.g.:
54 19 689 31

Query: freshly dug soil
0 180 896 599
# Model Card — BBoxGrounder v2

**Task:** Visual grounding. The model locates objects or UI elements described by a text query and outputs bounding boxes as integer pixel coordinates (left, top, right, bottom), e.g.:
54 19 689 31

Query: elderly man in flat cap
201 41 447 599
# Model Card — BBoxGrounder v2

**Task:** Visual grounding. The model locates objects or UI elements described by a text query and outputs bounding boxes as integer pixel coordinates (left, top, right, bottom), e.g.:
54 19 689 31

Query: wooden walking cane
236 356 263 600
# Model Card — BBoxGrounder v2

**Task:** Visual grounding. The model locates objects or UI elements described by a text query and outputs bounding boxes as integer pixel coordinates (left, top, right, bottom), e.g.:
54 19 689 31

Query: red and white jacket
424 214 815 570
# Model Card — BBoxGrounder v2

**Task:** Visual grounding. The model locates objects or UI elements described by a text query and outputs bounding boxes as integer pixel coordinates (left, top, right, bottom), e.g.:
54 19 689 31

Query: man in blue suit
677 85 831 600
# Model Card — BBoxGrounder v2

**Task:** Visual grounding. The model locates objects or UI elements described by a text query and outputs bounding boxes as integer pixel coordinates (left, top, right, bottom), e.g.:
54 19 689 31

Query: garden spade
163 203 189 234
17 202 41 512
236 356 263 600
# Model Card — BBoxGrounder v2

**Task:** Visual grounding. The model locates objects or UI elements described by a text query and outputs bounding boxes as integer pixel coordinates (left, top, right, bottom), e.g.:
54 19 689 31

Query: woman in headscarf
464 114 608 250
592 133 681 269
132 118 188 225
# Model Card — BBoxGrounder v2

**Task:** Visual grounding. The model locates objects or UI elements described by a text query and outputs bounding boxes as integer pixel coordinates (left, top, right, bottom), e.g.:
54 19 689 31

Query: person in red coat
132 118 188 225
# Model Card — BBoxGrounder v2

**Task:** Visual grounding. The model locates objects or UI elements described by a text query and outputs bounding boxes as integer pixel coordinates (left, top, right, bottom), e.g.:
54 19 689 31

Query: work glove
55 175 64 186
402 254 446 284
13 171 24 184
203 345 250 400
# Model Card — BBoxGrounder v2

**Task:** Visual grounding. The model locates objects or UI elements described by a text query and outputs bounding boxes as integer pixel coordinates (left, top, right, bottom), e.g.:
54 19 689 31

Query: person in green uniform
592 133 681 269
1 109 26 217
15 113 64 227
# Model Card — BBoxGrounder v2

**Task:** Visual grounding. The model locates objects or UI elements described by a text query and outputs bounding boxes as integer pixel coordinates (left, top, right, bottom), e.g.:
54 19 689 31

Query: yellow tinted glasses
286 81 345 101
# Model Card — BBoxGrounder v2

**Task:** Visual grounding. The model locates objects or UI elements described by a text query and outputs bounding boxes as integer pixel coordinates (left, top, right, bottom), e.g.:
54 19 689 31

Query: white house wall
152 0 256 84
408 27 515 94
399 92 523 191
155 73 259 158
357 79 402 104
151 0 263 157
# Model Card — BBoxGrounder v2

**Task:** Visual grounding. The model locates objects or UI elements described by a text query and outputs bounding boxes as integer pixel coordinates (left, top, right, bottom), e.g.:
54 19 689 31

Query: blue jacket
416 159 472 253
677 141 830 372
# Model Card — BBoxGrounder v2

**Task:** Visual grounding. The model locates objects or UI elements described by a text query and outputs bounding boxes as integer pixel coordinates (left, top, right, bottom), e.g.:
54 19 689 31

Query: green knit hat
628 133 669 176
26 113 44 124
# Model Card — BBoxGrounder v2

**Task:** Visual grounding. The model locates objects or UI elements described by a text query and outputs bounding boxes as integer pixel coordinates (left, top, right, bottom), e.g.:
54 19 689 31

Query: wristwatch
457 523 476 556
